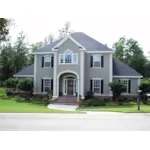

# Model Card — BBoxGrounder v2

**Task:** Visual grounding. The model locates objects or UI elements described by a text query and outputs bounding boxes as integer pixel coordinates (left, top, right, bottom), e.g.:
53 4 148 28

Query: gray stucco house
14 32 142 101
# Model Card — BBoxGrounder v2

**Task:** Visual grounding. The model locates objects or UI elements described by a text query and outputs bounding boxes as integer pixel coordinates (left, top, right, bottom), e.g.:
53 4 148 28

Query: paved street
0 112 150 131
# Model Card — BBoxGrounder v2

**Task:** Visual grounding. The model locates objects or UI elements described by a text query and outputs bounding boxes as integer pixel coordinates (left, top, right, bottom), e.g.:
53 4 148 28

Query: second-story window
44 55 51 67
59 50 78 64
93 55 101 67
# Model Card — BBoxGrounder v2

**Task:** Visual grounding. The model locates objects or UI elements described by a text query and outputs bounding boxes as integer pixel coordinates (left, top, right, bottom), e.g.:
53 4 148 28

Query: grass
77 105 150 113
0 88 82 113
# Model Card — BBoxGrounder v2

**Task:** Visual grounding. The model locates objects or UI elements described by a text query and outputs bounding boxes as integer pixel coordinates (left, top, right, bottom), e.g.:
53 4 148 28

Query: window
93 79 101 94
93 55 101 67
43 78 51 92
44 56 51 67
59 50 78 64
120 79 128 93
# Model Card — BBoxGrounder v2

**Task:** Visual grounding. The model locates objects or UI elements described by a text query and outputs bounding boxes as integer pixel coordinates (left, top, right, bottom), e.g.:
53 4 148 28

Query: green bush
117 98 124 105
0 80 5 87
42 96 49 105
83 99 93 106
92 99 106 106
15 96 25 102
17 79 33 93
6 88 15 96
108 81 126 101
85 91 94 99
5 78 18 89
140 78 150 94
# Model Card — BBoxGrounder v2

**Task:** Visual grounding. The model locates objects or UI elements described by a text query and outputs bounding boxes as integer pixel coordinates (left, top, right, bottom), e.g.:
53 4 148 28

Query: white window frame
59 49 78 64
120 79 129 93
93 54 101 68
44 55 51 68
92 78 101 94
43 77 51 93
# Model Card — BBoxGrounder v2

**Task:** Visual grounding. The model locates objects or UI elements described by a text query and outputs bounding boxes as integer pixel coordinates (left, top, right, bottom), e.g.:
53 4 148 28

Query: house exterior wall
84 53 111 95
36 54 53 93
113 78 138 95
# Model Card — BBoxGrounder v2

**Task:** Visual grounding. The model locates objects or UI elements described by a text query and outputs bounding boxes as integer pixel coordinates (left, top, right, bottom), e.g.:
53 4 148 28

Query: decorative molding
14 75 34 77
87 51 114 54
32 52 54 55
51 35 86 51
113 76 143 78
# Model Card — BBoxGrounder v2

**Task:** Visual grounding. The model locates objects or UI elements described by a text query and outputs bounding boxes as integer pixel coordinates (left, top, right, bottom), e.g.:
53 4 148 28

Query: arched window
59 50 78 64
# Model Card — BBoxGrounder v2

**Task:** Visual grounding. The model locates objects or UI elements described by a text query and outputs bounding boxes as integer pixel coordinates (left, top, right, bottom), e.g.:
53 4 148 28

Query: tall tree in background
0 18 11 43
44 33 54 44
14 32 29 73
0 42 16 80
58 21 73 39
28 41 43 65
113 37 148 76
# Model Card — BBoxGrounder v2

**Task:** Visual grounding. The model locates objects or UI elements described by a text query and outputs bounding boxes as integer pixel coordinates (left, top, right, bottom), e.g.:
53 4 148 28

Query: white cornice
14 75 34 77
113 76 143 78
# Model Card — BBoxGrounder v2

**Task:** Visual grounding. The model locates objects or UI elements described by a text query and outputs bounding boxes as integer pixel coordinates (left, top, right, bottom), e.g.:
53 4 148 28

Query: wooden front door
67 79 74 95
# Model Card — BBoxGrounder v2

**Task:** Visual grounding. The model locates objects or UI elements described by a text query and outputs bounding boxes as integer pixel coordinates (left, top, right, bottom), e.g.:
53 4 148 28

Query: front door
67 79 74 95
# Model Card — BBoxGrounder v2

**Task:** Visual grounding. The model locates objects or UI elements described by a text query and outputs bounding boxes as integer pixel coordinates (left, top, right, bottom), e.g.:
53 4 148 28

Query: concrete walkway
47 104 78 111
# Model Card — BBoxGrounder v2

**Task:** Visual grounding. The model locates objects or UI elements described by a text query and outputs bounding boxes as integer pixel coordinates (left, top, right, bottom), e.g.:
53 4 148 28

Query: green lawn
0 99 79 113
77 105 150 113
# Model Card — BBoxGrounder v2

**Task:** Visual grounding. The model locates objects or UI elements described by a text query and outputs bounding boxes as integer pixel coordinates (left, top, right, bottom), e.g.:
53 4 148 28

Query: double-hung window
59 50 78 64
93 79 101 94
44 55 51 67
43 78 51 92
93 55 101 67
120 79 128 93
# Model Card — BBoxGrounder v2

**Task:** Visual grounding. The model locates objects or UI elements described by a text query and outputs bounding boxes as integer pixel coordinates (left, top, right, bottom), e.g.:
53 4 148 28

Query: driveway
0 112 150 131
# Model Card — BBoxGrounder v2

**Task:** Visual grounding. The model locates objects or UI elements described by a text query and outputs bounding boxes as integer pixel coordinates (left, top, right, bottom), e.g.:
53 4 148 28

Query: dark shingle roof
113 58 142 76
14 64 34 76
34 32 112 53
14 58 142 77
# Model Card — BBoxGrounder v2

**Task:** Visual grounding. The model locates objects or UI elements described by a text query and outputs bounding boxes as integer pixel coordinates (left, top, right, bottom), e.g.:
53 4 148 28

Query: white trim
93 54 101 68
34 54 37 94
42 77 51 93
109 53 113 94
32 52 54 55
53 52 57 97
113 76 143 78
138 78 140 87
80 51 85 98
120 79 129 94
51 35 86 51
14 75 34 77
58 49 78 65
43 55 52 68
87 51 114 54
92 78 102 94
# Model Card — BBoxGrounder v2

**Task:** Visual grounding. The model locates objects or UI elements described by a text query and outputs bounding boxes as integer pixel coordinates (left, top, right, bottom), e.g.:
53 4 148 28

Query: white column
33 54 37 94
53 52 58 98
109 53 113 95
80 51 85 99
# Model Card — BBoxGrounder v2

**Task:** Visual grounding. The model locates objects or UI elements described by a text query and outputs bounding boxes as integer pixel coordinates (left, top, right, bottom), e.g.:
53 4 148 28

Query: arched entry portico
55 70 80 97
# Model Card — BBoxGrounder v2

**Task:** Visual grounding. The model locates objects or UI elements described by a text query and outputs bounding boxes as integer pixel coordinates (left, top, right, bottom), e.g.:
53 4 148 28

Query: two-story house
14 32 142 102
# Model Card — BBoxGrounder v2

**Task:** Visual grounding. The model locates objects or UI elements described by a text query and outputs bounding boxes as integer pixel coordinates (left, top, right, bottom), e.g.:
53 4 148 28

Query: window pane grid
93 79 101 94
44 56 51 67
44 79 51 92
93 55 101 67
121 80 128 93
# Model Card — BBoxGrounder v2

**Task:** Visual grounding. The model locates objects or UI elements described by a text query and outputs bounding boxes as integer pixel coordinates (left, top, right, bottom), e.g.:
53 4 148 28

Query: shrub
5 78 18 89
42 96 49 105
83 99 93 106
92 99 106 106
140 78 150 94
47 90 53 100
6 88 15 96
17 79 33 93
85 91 94 99
15 96 25 102
0 80 5 87
117 98 124 105
108 81 126 101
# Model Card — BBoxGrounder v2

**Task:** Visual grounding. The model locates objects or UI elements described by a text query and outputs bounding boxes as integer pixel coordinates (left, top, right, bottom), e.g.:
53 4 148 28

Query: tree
58 21 73 39
44 33 54 44
28 41 43 65
108 81 126 101
5 77 18 89
17 78 33 93
0 18 11 43
14 32 29 73
0 42 16 80
113 37 147 76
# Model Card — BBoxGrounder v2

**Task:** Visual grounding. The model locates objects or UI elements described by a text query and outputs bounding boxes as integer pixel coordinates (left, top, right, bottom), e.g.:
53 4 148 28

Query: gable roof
113 58 142 77
13 58 142 78
14 64 34 77
34 32 112 53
